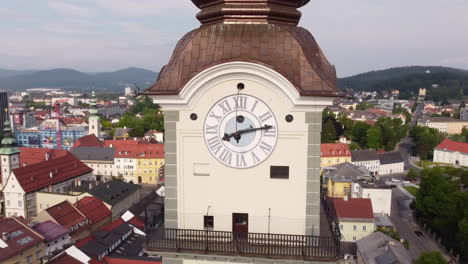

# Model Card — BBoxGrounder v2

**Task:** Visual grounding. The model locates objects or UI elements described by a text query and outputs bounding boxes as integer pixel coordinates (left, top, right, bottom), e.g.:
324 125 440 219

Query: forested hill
0 67 158 91
338 66 468 101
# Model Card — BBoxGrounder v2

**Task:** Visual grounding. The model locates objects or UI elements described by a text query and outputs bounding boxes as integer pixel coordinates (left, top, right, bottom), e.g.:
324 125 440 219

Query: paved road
391 187 449 261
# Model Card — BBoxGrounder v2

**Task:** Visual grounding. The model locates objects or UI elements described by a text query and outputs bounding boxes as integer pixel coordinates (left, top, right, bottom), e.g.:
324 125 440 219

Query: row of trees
409 126 445 160
413 167 468 262
322 109 409 151
112 96 164 137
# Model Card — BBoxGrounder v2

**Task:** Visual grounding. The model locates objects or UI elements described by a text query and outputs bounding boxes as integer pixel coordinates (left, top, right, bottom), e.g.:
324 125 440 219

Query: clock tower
145 0 342 262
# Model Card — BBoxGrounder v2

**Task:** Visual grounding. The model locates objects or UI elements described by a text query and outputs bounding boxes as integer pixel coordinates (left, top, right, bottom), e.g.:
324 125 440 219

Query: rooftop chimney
343 195 349 201
45 152 50 161
1 232 8 241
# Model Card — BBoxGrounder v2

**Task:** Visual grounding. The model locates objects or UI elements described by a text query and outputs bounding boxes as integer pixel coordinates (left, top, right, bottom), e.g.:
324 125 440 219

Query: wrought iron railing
146 228 340 261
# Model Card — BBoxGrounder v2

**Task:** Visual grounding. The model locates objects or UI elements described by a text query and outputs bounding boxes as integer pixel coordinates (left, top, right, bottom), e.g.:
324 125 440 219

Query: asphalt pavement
390 187 450 261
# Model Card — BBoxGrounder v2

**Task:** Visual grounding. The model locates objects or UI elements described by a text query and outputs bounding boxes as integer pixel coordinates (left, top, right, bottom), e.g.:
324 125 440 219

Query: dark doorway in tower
138 176 142 184
232 213 248 239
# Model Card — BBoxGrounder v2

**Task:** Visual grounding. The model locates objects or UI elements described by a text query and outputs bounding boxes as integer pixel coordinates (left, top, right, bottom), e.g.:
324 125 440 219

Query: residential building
323 162 371 198
417 117 468 135
75 196 112 232
0 217 45 264
35 191 92 216
320 143 352 168
47 245 91 264
74 180 142 220
433 139 468 167
114 127 132 139
378 151 404 175
71 146 116 181
144 130 164 142
351 180 393 216
34 200 92 242
32 220 71 256
333 197 375 242
351 150 380 175
460 107 468 121
356 232 412 264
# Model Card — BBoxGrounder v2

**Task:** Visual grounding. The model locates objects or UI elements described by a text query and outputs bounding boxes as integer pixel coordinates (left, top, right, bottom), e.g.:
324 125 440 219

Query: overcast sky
1 0 467 77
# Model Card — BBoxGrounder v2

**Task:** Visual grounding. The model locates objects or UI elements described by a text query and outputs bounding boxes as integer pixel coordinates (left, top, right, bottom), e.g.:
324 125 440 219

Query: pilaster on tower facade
88 91 101 138
144 0 343 263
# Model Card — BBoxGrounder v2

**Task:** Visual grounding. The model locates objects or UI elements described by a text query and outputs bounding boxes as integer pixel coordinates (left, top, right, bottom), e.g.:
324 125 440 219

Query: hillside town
0 1 467 264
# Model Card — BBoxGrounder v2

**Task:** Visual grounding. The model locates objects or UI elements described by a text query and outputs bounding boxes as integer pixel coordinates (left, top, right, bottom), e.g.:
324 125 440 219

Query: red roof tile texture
320 143 351 158
436 139 468 154
19 147 68 167
46 201 90 233
0 217 44 262
103 256 162 264
13 152 92 193
332 198 374 219
103 141 164 159
48 252 83 264
75 197 111 224
73 134 103 149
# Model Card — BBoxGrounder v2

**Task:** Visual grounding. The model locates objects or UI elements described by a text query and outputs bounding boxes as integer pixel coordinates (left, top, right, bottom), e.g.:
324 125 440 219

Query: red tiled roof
103 141 164 159
48 252 83 264
0 217 44 262
320 143 351 158
332 198 374 219
436 139 468 154
73 134 103 149
127 216 145 230
100 219 125 232
103 256 162 264
75 234 95 248
19 147 68 167
75 197 111 224
366 108 388 115
13 152 92 193
61 117 85 125
46 201 90 233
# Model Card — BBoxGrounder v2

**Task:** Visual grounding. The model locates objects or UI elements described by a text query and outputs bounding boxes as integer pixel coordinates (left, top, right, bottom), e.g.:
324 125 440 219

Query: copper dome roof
191 0 311 25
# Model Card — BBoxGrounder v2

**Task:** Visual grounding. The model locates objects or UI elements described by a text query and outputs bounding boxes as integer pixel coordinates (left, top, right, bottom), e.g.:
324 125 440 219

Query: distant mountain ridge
0 67 158 91
338 66 468 100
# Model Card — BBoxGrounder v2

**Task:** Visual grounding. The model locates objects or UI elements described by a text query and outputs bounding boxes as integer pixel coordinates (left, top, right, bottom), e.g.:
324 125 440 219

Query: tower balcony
145 227 340 262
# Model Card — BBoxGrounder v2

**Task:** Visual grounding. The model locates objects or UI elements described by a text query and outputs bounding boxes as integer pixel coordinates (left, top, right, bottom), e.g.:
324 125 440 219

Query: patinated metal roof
144 0 340 98
144 23 340 97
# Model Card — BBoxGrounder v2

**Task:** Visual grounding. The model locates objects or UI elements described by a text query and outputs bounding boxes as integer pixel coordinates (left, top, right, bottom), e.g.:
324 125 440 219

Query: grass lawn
404 186 419 196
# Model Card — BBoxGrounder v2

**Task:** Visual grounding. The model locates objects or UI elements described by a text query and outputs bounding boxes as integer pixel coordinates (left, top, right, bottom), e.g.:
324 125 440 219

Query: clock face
203 94 278 168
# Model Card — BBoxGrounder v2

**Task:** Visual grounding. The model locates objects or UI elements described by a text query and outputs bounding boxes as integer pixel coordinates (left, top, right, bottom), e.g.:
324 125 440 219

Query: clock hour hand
222 125 273 142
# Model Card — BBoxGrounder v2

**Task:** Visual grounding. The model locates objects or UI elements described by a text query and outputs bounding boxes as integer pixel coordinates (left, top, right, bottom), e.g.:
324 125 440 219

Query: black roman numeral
207 136 222 155
219 149 232 164
264 126 276 137
205 124 218 134
259 112 273 123
209 112 222 122
232 96 247 110
236 153 247 167
259 141 273 154
218 100 232 114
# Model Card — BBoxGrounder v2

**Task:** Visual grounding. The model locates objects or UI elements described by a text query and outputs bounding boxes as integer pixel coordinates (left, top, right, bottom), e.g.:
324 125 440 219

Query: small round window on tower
237 83 245 90
190 113 198 120
285 114 294 123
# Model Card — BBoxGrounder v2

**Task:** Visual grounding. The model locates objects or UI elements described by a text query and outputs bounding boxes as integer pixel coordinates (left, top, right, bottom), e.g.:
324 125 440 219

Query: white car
391 178 400 183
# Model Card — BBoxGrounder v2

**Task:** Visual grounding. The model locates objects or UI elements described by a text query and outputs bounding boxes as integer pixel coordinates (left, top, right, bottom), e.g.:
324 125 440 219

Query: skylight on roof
8 230 24 239
17 236 34 245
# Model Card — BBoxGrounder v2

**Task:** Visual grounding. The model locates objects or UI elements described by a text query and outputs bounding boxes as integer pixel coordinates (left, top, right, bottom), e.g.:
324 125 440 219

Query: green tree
413 251 447 264
352 122 371 148
407 168 418 180
366 127 382 149
321 119 338 143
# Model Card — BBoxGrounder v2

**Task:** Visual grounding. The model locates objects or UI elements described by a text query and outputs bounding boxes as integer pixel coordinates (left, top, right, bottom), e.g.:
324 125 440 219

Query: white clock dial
203 94 278 168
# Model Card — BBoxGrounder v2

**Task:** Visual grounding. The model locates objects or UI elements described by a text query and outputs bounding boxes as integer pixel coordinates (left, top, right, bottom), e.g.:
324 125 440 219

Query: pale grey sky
0 0 467 77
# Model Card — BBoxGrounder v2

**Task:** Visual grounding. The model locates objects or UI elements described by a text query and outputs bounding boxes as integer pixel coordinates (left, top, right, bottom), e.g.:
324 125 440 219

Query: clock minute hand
222 125 273 142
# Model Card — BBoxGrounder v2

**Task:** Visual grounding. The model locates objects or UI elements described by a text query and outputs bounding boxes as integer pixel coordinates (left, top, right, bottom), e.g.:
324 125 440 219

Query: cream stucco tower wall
150 62 333 236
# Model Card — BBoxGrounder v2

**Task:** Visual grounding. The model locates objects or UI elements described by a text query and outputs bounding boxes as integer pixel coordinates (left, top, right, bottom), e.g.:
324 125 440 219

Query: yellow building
323 162 372 198
137 155 165 184
333 197 375 242
320 143 351 168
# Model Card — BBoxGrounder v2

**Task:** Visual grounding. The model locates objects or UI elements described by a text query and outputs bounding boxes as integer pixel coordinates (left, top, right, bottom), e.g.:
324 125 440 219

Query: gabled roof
75 197 111 224
13 152 92 193
71 147 115 162
75 181 142 207
32 220 70 241
73 134 103 148
436 139 468 154
103 141 164 159
356 232 412 264
46 200 90 232
320 143 351 158
351 149 379 162
323 162 370 183
46 252 83 264
0 217 44 262
19 147 69 167
332 198 374 220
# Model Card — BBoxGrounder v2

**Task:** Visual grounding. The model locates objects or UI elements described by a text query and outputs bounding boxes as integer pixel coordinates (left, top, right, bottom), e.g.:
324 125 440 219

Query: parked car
391 178 400 183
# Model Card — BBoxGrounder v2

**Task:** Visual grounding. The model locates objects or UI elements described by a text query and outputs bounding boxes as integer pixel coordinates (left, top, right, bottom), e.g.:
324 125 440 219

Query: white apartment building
433 139 468 167
351 180 393 216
